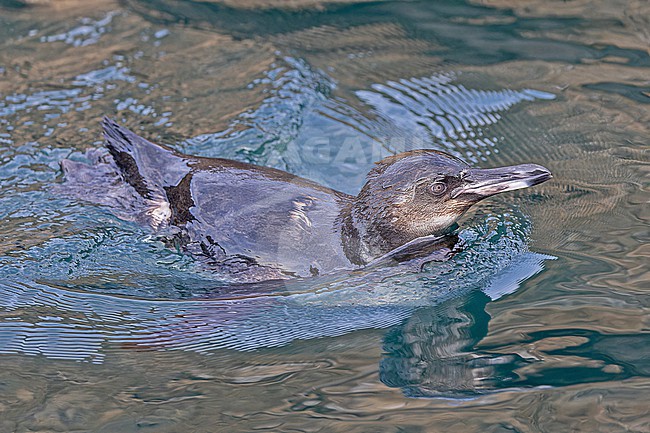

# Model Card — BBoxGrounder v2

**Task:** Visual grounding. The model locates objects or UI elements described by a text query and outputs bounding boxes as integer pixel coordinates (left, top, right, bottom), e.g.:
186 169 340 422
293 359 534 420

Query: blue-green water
0 0 648 431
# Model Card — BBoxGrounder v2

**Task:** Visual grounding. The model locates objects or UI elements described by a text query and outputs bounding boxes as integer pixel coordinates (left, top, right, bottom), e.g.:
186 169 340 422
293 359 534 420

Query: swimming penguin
62 119 551 282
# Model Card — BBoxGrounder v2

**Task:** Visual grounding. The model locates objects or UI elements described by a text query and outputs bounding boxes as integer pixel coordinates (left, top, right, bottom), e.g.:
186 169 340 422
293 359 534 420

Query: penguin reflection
380 290 524 398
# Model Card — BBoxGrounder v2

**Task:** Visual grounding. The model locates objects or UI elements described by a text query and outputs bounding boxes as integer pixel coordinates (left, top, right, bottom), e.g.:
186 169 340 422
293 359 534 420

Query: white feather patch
288 197 314 234
145 195 171 229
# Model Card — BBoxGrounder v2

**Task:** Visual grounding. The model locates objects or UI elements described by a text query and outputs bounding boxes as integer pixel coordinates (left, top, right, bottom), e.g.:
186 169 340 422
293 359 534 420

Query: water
0 0 648 431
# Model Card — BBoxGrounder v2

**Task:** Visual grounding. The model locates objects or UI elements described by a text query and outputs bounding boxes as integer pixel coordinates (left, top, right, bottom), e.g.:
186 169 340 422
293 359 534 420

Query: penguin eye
430 181 447 196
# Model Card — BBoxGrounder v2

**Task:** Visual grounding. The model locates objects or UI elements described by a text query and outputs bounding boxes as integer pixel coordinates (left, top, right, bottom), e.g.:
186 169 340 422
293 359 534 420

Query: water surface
0 0 648 431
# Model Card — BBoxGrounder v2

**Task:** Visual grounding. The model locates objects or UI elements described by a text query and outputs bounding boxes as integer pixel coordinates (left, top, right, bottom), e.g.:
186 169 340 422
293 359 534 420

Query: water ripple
40 11 119 47
353 73 555 163
0 209 552 367
180 57 555 194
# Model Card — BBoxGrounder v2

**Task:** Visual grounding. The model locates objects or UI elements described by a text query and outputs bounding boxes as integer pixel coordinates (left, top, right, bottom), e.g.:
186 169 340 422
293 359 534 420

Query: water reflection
382 286 650 398
125 0 650 66
381 290 499 398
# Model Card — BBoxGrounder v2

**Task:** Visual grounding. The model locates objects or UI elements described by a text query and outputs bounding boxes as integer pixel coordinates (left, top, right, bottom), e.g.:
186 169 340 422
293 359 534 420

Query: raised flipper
61 119 193 229
101 118 192 228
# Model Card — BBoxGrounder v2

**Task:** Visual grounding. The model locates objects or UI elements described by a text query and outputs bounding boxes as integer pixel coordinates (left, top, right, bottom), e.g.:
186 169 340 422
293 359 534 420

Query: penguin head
354 149 552 254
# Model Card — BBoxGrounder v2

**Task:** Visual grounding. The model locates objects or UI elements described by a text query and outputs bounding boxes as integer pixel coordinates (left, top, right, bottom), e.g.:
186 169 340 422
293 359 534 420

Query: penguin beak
450 164 552 199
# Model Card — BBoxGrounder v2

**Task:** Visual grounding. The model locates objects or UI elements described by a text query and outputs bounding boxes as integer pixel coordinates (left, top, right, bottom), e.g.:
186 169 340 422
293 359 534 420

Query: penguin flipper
101 118 192 228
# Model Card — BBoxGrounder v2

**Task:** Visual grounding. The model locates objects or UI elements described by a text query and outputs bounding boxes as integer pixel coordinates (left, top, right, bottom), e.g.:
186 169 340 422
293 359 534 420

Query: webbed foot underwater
61 119 551 282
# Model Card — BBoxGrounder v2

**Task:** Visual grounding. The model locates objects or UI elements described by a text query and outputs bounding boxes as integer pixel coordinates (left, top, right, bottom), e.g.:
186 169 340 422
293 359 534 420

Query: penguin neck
338 195 406 265
339 194 461 266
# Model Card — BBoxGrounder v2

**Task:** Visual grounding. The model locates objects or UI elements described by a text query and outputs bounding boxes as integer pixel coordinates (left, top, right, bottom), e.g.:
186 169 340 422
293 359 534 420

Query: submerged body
62 119 551 282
